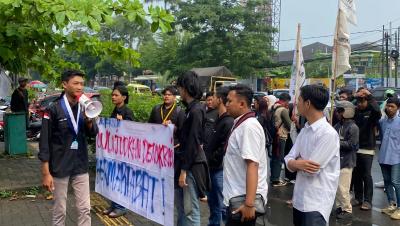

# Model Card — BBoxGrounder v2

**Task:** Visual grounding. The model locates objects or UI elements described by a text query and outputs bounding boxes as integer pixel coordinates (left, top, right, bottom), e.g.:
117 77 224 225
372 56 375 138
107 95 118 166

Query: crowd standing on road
30 68 400 226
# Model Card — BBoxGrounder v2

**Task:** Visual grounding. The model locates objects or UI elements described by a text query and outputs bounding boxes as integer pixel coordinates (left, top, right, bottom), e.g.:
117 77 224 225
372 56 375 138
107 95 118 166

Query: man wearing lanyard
38 69 98 226
148 85 185 148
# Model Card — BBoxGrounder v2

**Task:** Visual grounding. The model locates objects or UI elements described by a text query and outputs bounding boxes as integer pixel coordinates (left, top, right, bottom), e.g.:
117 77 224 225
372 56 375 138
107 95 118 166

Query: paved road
0 141 399 225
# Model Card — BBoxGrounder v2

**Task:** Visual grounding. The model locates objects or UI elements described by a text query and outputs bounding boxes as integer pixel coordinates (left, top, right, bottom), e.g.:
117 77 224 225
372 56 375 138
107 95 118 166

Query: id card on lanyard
61 95 81 150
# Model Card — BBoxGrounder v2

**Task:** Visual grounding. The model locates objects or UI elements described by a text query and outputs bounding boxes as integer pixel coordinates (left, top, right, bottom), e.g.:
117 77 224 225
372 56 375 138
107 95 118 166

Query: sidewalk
0 141 210 226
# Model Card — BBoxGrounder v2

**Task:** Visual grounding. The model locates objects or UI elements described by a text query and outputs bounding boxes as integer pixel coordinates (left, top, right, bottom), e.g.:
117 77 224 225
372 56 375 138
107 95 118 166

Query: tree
0 0 174 81
175 0 275 77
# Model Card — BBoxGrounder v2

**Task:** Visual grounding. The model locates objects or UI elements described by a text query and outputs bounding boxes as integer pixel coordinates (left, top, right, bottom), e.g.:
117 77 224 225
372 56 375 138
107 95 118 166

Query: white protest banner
95 118 174 226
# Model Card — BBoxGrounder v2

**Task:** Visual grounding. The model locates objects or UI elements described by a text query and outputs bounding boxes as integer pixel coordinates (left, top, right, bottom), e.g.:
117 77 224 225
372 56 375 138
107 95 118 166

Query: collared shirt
223 114 268 206
284 117 340 222
379 112 400 165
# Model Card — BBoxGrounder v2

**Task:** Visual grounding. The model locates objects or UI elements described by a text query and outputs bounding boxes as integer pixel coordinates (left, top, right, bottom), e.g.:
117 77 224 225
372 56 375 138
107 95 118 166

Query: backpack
266 105 284 140
256 114 273 149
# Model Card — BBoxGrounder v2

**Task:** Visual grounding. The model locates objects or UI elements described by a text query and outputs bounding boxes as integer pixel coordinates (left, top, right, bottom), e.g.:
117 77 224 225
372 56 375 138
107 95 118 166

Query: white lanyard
63 94 80 135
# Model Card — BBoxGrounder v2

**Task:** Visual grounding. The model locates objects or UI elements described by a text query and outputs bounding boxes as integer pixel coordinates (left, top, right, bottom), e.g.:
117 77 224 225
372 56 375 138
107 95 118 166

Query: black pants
226 218 256 226
284 136 297 181
270 138 286 182
225 207 257 226
352 153 374 203
293 208 326 226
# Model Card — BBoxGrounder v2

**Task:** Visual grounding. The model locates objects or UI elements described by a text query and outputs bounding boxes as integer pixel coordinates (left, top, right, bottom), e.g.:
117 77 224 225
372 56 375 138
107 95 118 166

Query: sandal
102 207 114 215
108 209 127 218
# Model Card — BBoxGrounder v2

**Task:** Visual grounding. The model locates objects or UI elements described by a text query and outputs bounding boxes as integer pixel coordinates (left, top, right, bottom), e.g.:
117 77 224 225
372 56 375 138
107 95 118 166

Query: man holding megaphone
38 69 99 226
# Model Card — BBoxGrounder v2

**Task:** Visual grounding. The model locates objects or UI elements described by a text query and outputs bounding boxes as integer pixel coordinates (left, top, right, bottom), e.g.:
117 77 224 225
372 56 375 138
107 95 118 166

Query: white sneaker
375 181 385 188
381 203 397 215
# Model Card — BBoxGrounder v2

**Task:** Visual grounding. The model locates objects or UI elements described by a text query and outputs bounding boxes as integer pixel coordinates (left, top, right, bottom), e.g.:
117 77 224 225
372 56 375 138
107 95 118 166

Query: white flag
289 24 306 113
0 70 12 98
339 0 357 25
331 9 351 79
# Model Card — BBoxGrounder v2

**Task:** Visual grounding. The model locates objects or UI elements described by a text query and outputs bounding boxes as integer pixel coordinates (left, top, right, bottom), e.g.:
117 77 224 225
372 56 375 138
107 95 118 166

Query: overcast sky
279 0 400 51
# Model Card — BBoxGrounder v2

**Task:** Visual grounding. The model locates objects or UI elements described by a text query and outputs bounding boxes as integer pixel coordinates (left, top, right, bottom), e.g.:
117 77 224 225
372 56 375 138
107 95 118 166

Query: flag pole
330 9 340 125
293 23 301 119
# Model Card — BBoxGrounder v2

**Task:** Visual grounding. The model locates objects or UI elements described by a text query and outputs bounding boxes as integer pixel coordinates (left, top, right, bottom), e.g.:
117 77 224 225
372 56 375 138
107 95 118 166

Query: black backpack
257 114 273 149
266 105 284 141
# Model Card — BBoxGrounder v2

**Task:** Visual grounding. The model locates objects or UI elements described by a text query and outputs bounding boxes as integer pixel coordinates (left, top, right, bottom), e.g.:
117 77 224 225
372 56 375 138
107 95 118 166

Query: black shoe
337 211 352 219
335 207 342 215
351 199 362 207
272 180 287 187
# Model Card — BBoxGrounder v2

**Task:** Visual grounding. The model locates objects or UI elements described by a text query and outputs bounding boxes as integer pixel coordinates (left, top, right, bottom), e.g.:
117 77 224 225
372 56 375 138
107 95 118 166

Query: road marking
91 193 133 226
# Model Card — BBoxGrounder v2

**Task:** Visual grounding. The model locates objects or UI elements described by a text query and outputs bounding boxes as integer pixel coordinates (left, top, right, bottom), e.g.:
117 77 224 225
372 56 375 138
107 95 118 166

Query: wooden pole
330 9 340 125
292 23 301 119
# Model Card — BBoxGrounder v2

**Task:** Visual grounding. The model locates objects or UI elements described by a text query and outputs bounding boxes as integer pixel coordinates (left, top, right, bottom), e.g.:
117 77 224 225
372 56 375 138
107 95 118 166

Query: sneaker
351 199 362 207
272 180 287 187
336 211 352 219
391 209 400 220
381 203 397 215
290 180 296 184
360 202 372 211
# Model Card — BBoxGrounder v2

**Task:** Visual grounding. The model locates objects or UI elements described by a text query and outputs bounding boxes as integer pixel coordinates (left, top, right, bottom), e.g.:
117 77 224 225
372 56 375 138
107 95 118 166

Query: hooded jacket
334 119 359 168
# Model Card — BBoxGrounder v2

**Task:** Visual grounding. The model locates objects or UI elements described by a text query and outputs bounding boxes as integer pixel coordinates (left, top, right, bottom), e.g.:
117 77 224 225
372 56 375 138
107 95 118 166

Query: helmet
385 89 395 99
335 100 355 119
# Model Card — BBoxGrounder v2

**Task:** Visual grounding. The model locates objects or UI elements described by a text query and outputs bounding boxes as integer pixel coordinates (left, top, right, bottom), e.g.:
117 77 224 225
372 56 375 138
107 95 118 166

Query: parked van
127 83 151 93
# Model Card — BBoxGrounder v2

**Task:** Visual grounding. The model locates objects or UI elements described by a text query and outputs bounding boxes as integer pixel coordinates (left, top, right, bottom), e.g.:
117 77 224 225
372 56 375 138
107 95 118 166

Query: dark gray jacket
334 119 359 169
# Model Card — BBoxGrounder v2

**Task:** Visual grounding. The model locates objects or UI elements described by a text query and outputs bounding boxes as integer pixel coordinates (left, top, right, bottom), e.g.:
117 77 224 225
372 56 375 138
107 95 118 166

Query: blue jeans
380 163 400 206
270 138 286 182
207 169 225 226
175 171 201 226
110 201 126 211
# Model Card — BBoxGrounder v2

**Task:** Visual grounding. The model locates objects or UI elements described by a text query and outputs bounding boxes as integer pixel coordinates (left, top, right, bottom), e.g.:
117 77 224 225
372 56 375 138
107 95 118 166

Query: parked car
371 87 400 106
127 83 151 93
272 89 289 98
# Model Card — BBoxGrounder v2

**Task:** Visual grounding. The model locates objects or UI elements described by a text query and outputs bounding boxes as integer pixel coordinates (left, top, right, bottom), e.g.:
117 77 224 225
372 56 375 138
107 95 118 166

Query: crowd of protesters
37 69 400 226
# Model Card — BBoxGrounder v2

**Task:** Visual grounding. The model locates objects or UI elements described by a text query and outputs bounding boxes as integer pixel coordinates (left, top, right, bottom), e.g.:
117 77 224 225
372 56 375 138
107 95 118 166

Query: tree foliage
174 0 275 77
0 0 173 81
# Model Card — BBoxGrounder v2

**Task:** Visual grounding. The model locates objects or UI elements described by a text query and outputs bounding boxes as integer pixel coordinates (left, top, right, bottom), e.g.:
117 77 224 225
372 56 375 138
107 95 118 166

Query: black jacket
38 95 98 178
334 119 359 169
205 112 234 170
148 103 185 145
354 97 381 150
10 87 28 112
177 100 210 196
111 105 134 121
204 108 218 153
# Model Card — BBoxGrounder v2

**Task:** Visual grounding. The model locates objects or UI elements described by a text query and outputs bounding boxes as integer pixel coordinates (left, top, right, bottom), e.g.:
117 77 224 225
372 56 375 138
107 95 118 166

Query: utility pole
397 27 400 87
381 25 385 86
386 32 389 87
396 30 399 88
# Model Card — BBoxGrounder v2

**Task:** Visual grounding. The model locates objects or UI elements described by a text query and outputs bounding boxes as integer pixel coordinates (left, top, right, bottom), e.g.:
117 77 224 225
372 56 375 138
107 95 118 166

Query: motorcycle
27 111 41 141
0 105 7 142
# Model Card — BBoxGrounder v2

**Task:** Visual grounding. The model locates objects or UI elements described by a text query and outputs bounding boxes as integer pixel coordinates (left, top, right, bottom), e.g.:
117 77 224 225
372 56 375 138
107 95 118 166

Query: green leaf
55 12 66 26
0 46 15 61
65 11 75 21
150 22 159 33
88 17 100 31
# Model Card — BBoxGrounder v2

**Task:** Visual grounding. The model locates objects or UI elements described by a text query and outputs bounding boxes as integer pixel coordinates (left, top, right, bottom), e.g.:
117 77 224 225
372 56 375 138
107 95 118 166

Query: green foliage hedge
99 89 163 122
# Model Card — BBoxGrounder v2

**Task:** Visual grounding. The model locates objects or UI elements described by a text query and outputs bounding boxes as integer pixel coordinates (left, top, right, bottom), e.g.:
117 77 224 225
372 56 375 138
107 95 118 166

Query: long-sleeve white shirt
284 117 340 223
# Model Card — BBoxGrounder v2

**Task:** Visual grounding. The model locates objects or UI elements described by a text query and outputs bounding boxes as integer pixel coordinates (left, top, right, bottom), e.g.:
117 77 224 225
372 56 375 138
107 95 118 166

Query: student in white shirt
284 85 340 226
224 85 268 226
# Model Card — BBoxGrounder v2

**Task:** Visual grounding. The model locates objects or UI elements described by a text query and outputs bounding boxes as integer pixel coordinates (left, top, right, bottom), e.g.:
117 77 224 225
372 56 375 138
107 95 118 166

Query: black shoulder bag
225 111 267 221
